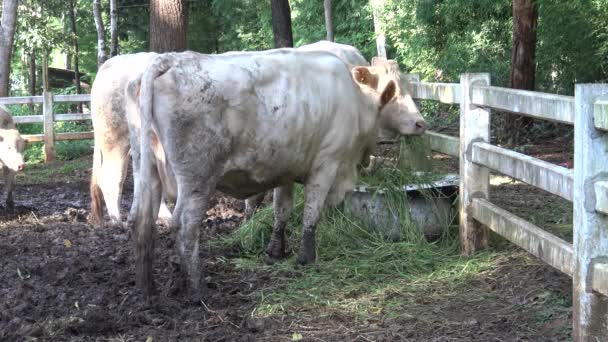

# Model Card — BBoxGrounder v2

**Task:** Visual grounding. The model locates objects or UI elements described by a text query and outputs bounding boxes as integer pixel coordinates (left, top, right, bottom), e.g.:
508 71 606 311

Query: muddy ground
0 141 574 341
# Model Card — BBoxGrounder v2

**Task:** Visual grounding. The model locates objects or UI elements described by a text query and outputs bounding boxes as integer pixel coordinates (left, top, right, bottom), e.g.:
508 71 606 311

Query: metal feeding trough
344 174 460 241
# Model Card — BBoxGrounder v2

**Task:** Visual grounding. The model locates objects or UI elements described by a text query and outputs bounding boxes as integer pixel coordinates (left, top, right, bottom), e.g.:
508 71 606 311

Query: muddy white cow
128 49 426 300
0 106 26 211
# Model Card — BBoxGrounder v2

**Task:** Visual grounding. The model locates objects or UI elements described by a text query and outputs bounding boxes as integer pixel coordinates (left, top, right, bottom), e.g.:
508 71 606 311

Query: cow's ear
380 80 396 106
0 135 4 143
352 67 379 89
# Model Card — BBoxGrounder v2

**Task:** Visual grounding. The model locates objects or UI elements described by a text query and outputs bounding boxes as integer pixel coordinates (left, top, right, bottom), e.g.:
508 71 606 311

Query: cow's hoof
296 250 315 265
296 230 316 265
264 242 286 264
5 200 14 213
263 253 284 265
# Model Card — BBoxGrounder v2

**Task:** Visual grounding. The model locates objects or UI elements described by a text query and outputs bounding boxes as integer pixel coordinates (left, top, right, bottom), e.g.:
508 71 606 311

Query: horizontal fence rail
471 86 575 124
470 141 573 201
0 92 92 162
410 82 461 104
424 130 459 157
471 197 574 276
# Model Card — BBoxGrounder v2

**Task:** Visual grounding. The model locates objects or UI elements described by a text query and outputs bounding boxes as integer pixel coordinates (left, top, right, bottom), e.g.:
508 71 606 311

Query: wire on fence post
42 91 55 162
459 73 491 254
572 83 608 340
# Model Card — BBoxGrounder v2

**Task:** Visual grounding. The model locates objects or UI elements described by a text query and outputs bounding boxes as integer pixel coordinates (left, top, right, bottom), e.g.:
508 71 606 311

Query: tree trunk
371 0 386 58
149 0 188 52
69 0 83 112
504 0 538 144
324 0 333 42
0 0 18 97
23 48 36 113
28 50 36 112
270 0 293 48
92 0 108 67
42 52 49 92
110 0 118 56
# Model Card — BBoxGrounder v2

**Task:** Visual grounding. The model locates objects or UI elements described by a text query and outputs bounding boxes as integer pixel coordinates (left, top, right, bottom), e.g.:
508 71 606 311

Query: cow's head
352 57 426 140
0 128 26 172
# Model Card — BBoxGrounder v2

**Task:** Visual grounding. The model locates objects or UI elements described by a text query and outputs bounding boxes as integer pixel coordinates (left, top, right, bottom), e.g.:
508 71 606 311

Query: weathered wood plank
13 115 43 124
460 73 491 254
42 92 54 162
595 181 608 215
22 134 44 142
591 262 608 297
471 141 573 201
55 131 94 141
411 82 461 104
53 94 91 102
471 85 575 125
471 198 573 276
0 96 44 105
425 130 459 158
572 84 608 340
594 97 608 131
54 113 92 121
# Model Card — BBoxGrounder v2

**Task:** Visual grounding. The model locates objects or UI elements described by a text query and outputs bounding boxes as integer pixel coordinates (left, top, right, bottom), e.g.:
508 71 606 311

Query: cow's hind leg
265 184 294 264
297 163 338 265
3 166 15 212
172 174 217 302
99 147 130 226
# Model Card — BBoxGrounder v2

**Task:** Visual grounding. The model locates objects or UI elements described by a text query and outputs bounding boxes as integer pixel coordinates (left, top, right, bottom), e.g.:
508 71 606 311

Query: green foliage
291 0 376 59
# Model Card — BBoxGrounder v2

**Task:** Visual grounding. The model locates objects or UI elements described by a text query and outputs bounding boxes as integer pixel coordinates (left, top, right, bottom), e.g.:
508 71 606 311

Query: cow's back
297 40 369 66
91 52 158 131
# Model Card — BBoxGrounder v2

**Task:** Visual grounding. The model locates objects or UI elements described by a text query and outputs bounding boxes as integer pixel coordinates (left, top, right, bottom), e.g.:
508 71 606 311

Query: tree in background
271 0 293 48
68 0 83 112
0 0 18 97
323 0 333 42
504 0 538 143
109 0 118 56
92 0 108 67
149 0 187 52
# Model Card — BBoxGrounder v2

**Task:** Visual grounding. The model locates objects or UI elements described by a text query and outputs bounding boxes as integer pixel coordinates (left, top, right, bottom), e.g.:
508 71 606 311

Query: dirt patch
0 155 573 341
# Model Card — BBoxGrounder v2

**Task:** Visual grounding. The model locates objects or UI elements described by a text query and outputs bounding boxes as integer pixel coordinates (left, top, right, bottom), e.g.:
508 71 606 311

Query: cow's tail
130 54 174 301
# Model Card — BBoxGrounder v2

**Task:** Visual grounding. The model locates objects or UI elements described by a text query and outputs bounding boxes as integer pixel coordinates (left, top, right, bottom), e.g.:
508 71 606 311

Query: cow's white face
0 129 26 172
352 58 426 140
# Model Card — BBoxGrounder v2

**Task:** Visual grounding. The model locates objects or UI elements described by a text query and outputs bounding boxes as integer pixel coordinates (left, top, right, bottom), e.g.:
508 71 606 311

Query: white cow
89 52 172 226
128 49 427 300
0 106 25 211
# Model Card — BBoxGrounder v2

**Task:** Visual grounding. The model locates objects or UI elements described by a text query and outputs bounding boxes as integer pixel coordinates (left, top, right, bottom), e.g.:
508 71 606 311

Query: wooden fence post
42 91 54 162
459 73 491 254
572 84 608 340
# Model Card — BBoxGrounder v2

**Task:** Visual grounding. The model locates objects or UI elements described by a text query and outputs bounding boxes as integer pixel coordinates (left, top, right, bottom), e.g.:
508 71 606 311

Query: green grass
20 157 91 184
219 153 484 319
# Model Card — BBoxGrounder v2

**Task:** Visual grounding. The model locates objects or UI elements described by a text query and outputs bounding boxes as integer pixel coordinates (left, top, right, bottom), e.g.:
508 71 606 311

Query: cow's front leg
244 192 265 220
3 166 15 212
265 184 294 264
297 164 338 265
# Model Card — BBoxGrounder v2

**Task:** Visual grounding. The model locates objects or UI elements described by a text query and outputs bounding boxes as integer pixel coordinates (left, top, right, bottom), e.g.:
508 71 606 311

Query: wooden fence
405 74 608 340
0 92 93 162
1 78 607 339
